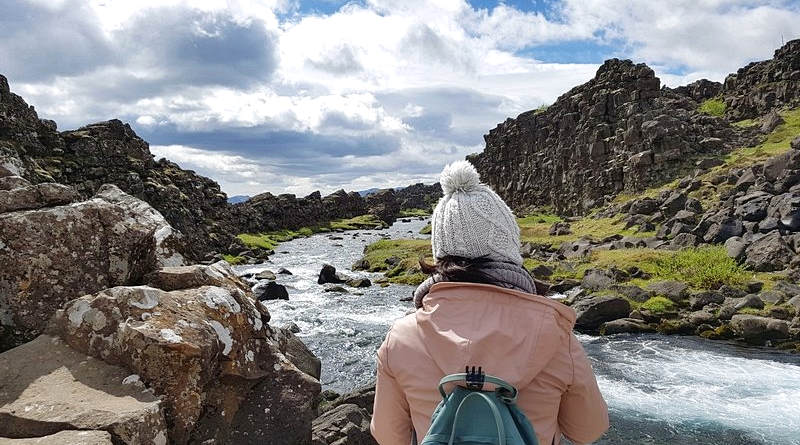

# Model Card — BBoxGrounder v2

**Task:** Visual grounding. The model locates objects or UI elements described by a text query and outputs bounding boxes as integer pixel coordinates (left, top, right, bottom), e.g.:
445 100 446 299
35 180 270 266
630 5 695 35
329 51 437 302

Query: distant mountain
227 195 250 204
357 188 381 197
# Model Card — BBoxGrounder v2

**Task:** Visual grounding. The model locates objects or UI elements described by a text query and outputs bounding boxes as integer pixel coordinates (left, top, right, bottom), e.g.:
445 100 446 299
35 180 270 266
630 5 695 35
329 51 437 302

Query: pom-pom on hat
431 160 522 265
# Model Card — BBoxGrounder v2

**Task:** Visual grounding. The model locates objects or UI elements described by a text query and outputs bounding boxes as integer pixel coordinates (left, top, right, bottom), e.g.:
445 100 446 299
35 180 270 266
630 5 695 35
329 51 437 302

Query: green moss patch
361 239 432 285
236 214 387 252
398 208 431 217
222 254 245 265
419 223 432 234
641 296 676 314
518 215 655 248
698 97 726 116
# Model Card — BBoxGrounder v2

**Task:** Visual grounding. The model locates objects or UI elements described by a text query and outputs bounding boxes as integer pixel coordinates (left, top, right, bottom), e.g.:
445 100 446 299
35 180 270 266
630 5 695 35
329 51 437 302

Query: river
236 218 800 445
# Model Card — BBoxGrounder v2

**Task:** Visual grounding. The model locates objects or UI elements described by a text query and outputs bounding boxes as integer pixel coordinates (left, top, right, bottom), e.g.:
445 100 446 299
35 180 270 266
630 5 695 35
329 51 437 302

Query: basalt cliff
469 40 800 216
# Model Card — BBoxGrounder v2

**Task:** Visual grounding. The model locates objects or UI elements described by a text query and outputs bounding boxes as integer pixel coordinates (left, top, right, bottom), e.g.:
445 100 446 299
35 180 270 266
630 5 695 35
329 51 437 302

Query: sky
2 0 800 197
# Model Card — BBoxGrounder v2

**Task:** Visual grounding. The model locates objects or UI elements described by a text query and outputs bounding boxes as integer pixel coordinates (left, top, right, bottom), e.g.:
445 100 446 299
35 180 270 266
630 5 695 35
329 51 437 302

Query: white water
238 218 800 445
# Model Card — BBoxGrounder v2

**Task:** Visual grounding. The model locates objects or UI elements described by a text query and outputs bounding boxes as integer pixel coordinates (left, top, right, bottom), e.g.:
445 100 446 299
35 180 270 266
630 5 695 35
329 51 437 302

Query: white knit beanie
431 160 522 265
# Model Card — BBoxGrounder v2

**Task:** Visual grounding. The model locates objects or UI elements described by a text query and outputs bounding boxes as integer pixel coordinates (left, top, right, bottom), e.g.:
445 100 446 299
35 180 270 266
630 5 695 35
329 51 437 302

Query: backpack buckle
465 366 485 390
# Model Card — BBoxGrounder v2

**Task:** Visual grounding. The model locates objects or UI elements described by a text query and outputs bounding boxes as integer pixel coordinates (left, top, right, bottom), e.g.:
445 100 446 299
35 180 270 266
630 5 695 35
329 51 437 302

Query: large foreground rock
0 336 167 444
0 431 113 444
48 262 319 445
0 184 186 350
743 231 794 272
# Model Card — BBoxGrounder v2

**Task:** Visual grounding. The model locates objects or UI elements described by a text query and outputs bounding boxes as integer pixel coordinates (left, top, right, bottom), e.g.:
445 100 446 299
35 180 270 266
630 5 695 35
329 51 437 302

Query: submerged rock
254 281 290 301
318 264 348 284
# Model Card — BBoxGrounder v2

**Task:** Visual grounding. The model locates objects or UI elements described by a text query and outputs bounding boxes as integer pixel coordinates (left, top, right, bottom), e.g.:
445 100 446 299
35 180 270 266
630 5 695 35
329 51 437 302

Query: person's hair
419 255 494 284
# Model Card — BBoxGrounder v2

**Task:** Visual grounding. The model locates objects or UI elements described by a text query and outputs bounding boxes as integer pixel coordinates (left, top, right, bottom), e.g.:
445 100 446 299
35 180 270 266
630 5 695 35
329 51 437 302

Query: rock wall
468 59 745 215
723 39 800 120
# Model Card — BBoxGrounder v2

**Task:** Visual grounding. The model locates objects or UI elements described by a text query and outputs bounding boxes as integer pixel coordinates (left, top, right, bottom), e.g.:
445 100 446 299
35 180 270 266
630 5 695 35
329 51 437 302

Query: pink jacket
370 282 609 445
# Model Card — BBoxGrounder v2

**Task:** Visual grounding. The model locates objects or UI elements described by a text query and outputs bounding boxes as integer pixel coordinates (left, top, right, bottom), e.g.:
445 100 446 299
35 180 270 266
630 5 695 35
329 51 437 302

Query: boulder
351 258 370 271
646 281 689 302
548 221 571 236
581 269 616 291
277 268 293 275
703 215 744 243
48 268 318 445
758 290 786 304
734 294 765 310
0 431 113 444
0 185 186 350
311 404 376 445
530 264 553 279
629 198 659 215
255 270 277 281
572 296 631 331
320 384 376 415
274 327 322 380
744 231 793 272
254 281 290 301
346 278 372 288
730 315 790 344
0 336 167 444
0 175 31 191
611 285 651 303
318 264 346 284
724 236 748 262
669 233 698 249
774 281 800 297
760 109 784 134
0 183 78 213
689 291 724 310
145 261 251 295
600 318 655 335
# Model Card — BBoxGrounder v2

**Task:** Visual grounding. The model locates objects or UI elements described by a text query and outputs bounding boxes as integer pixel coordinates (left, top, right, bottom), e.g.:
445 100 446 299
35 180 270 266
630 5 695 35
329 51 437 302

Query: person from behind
370 160 609 444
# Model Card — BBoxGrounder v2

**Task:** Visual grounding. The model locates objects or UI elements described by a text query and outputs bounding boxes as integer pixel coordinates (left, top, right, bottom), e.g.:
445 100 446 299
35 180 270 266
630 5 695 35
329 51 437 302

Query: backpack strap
448 392 506 445
437 374 519 403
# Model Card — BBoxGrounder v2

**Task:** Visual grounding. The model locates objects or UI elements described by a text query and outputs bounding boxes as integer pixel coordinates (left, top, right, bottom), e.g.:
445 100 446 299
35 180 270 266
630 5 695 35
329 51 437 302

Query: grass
222 254 245 265
698 97 726 116
398 208 431 217
525 246 757 291
518 214 655 248
420 223 432 235
361 239 433 285
641 296 676 314
236 214 387 251
733 118 759 128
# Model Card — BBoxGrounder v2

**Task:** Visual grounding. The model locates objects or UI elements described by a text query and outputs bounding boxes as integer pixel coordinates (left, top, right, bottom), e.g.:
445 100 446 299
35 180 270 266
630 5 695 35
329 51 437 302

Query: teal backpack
414 367 539 445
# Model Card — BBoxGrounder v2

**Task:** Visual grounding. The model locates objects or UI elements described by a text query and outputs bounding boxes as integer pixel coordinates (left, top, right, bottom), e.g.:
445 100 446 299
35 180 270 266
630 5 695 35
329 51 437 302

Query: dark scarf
413 261 539 309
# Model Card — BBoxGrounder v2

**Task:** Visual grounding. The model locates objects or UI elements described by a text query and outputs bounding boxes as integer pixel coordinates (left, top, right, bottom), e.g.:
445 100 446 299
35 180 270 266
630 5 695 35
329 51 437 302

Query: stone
0 336 167 443
688 310 717 326
735 294 765 310
730 315 790 345
351 258 370 271
274 327 322 380
689 291 725 310
549 279 580 293
0 175 31 191
581 269 616 291
600 318 655 335
0 183 79 214
744 231 793 272
572 296 631 331
746 281 765 294
774 281 800 297
724 236 748 262
703 216 743 243
764 151 791 182
284 322 301 333
788 295 800 311
629 198 660 215
760 110 784 134
346 278 372 288
324 285 349 293
254 281 290 301
759 290 786 305
48 271 318 445
277 268 293 275
0 185 187 350
255 270 277 281
318 264 346 285
611 285 652 303
670 233 698 249
733 192 771 222
312 404 376 445
0 431 114 444
145 261 250 295
530 264 553 279
662 192 687 217
646 280 689 302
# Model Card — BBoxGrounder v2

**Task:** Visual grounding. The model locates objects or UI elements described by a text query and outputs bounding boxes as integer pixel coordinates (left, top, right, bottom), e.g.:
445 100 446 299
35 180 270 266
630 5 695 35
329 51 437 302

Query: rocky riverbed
242 218 800 444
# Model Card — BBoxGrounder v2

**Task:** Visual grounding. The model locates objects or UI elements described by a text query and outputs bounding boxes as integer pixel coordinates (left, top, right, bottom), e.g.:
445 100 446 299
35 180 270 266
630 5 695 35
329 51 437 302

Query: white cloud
4 0 800 197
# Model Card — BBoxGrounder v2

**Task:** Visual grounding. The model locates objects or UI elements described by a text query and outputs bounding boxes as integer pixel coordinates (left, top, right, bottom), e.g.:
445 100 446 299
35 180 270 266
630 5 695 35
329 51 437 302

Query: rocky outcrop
394 182 442 211
1 431 114 444
313 384 377 445
468 58 746 215
46 261 320 445
723 39 800 120
0 77 234 259
0 335 167 444
0 181 186 351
